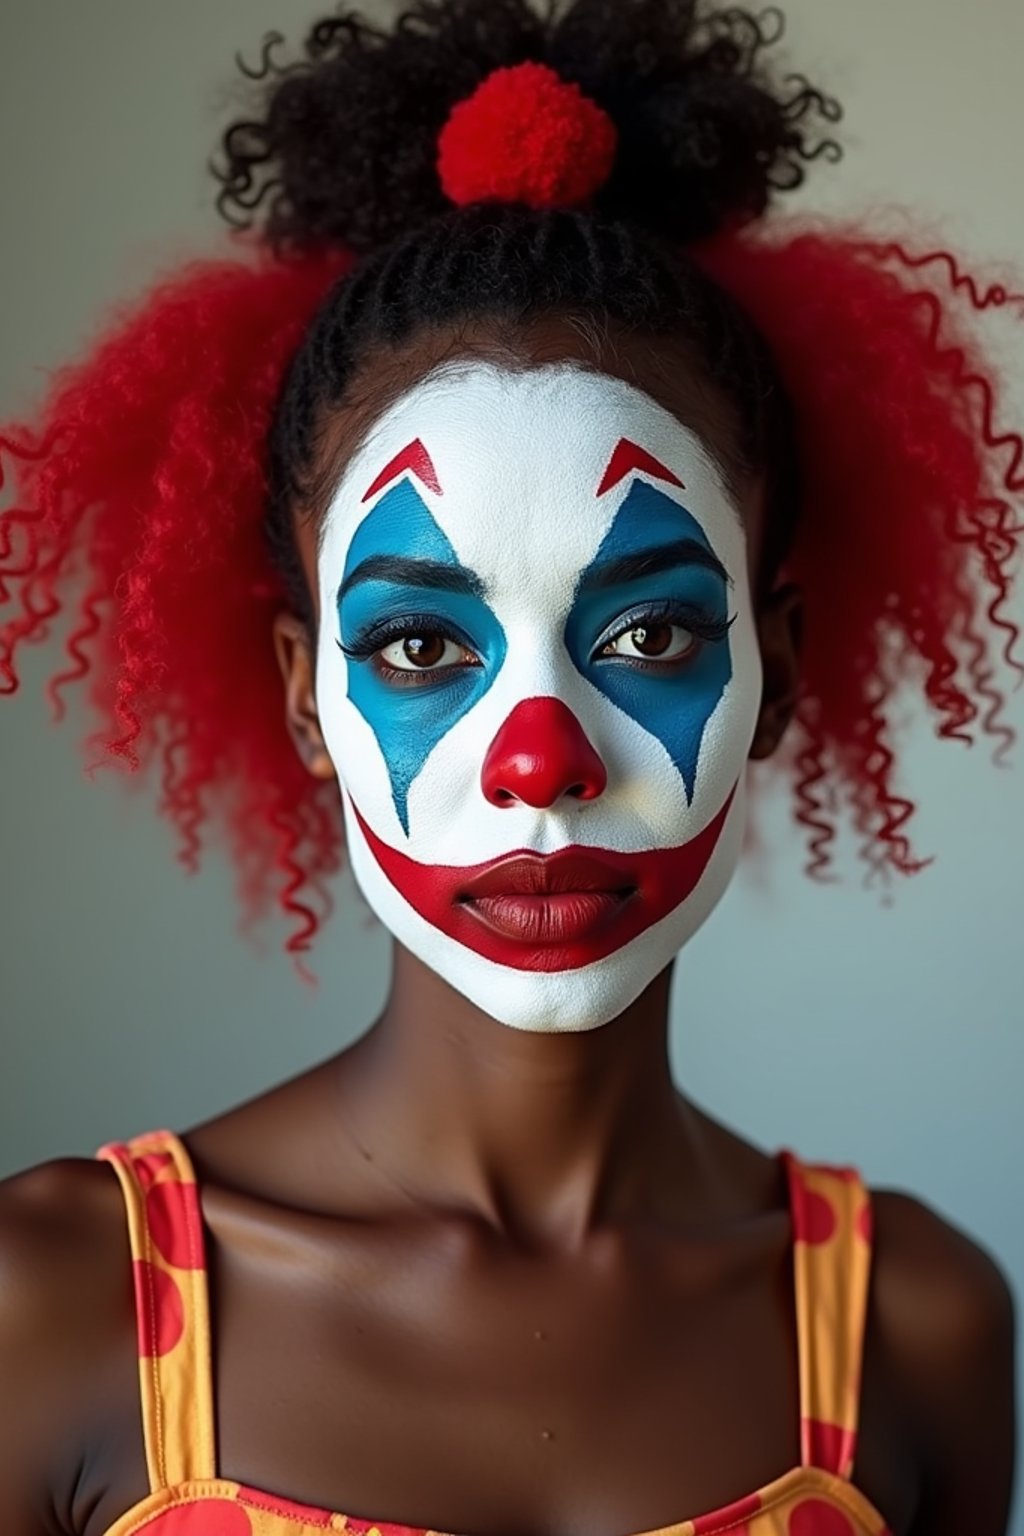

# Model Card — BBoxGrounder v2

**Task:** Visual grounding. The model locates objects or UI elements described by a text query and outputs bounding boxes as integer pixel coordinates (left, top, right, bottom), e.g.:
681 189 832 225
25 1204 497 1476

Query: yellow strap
785 1151 873 1479
96 1129 217 1489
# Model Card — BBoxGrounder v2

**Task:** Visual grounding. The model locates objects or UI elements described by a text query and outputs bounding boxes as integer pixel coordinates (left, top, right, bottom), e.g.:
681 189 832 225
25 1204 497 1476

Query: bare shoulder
869 1185 1015 1369
0 1154 131 1307
0 1158 136 1530
868 1186 1016 1535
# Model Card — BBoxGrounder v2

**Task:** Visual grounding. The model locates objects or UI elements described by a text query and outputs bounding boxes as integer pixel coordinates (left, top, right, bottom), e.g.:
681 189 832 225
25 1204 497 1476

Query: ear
271 612 337 782
749 581 803 761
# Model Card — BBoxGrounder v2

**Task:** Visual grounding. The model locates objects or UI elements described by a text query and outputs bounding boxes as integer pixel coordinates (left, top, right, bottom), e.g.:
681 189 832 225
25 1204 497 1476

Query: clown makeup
314 362 764 1033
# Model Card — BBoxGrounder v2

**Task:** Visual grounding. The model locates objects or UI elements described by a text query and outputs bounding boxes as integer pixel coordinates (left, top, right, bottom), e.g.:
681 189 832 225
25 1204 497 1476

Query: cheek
694 604 764 779
343 661 492 837
314 651 381 802
568 628 735 808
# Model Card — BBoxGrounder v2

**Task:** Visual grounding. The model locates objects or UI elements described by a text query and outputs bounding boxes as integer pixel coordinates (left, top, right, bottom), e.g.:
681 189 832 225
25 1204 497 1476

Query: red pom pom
438 62 618 211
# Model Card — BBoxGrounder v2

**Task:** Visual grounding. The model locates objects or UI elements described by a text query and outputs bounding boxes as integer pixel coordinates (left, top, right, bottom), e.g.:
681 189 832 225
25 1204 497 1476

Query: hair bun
438 62 618 211
214 0 841 253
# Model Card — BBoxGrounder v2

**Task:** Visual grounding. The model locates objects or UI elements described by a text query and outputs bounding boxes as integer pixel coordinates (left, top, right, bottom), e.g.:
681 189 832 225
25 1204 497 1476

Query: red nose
481 697 608 809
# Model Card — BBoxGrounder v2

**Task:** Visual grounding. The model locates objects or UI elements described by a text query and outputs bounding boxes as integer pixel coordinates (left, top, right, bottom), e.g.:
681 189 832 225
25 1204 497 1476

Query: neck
334 945 712 1251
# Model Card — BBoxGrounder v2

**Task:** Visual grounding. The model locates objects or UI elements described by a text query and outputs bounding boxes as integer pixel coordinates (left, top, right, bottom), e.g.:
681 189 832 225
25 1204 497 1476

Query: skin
0 317 1015 1536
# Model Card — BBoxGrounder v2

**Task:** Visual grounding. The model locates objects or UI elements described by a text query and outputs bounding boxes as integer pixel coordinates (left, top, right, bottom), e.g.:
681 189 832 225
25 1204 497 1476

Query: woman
0 1 1018 1532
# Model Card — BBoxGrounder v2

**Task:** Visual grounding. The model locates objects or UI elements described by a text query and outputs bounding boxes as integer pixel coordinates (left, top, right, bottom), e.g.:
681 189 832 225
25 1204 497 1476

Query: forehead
318 361 747 591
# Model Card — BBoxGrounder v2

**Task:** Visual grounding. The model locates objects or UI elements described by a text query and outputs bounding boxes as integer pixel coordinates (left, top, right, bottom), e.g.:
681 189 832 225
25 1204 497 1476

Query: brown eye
602 621 697 663
378 633 476 675
630 623 673 657
403 635 446 668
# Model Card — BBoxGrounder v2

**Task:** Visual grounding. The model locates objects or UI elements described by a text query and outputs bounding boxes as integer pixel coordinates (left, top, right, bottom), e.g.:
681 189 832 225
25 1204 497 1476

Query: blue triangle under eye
337 480 507 833
562 481 733 804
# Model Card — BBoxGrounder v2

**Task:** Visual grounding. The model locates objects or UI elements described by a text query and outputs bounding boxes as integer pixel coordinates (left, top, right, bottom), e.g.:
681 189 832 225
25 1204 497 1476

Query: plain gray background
2 1 1022 1528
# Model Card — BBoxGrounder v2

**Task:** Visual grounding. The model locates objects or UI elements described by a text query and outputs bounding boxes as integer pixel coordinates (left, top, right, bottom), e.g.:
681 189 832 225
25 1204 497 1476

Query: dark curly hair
2 0 1020 961
214 0 840 253
212 0 839 627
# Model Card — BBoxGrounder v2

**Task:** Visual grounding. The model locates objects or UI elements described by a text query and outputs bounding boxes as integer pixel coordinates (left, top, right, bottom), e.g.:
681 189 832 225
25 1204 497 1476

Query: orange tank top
95 1128 893 1536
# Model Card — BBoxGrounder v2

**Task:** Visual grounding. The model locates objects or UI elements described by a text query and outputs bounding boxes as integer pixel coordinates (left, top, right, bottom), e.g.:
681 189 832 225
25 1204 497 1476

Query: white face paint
314 361 763 1032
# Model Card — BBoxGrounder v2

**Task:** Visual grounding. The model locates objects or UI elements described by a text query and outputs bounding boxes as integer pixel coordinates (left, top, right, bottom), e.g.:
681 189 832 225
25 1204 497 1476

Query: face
309 360 766 1032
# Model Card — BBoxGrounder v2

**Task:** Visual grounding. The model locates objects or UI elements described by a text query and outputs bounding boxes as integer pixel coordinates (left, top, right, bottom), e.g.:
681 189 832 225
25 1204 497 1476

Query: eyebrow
338 554 487 605
579 538 730 592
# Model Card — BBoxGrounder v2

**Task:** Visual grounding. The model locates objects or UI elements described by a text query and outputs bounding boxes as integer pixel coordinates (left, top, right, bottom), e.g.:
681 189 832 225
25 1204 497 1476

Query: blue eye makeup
335 480 506 832
564 480 736 804
340 616 482 693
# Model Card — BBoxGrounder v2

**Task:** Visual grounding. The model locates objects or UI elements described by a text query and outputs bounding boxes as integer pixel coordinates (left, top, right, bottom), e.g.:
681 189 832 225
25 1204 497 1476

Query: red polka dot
856 1199 873 1244
803 1417 856 1475
133 1260 184 1357
146 1179 204 1269
692 1491 762 1532
238 1485 334 1526
791 1186 837 1245
788 1498 857 1536
136 1503 252 1534
133 1150 174 1190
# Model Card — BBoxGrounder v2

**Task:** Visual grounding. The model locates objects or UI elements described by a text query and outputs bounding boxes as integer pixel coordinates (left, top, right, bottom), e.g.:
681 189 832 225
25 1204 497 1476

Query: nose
481 697 608 809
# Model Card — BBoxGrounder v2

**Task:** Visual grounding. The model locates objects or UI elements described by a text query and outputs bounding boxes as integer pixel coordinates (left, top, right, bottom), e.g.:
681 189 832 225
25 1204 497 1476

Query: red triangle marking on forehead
597 438 686 497
362 438 444 503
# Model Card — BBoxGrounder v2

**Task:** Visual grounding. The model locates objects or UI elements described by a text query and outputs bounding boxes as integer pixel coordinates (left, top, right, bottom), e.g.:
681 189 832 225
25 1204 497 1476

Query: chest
204 1217 833 1534
90 1208 916 1536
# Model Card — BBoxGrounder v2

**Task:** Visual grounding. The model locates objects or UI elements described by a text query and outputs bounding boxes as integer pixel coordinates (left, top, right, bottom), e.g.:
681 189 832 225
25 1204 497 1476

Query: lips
349 784 738 973
466 891 630 945
454 850 635 946
459 850 635 899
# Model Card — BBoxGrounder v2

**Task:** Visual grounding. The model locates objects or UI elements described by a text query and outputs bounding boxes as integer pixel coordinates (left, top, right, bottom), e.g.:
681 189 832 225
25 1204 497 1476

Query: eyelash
338 614 481 686
339 614 470 663
592 601 735 666
337 602 735 683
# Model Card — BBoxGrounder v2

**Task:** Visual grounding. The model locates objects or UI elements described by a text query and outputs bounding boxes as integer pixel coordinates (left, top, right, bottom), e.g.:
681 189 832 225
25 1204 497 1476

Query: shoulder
0 1158 136 1519
868 1185 1015 1368
0 1153 131 1308
0 1155 132 1327
867 1185 1016 1532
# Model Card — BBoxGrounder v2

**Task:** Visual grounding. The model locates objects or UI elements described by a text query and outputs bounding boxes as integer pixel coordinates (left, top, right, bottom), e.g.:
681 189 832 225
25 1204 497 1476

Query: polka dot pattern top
95 1130 894 1536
